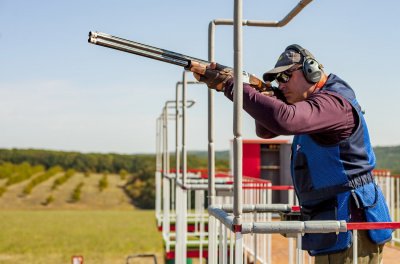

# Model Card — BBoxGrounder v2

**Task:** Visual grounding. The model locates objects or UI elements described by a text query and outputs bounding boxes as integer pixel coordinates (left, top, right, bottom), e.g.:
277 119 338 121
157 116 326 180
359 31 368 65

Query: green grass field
0 167 163 264
0 210 163 264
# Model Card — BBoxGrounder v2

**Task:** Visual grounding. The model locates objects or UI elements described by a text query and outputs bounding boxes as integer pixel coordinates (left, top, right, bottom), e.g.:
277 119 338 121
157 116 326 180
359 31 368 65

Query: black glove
193 63 233 92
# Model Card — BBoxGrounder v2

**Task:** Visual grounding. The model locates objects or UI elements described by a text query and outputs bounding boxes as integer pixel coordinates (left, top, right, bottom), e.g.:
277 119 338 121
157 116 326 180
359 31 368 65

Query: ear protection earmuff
285 44 322 84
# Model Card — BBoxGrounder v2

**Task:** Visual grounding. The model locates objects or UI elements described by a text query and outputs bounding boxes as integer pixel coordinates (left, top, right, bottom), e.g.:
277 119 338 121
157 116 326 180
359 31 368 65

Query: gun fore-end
186 60 207 75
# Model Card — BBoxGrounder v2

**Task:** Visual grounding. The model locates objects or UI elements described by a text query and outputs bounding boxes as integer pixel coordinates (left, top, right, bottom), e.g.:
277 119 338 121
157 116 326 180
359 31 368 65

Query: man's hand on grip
192 62 233 92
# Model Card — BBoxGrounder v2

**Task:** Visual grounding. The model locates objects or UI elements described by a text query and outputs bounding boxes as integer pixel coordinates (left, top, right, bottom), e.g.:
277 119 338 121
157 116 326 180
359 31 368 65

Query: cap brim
262 64 295 82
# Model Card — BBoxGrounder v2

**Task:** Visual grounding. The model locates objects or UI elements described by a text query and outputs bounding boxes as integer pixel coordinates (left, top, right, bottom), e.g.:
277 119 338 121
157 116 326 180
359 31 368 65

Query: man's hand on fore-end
192 62 233 92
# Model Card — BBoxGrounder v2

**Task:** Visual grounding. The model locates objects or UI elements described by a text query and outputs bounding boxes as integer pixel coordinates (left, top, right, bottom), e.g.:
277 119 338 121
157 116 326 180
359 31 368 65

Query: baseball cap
263 45 315 82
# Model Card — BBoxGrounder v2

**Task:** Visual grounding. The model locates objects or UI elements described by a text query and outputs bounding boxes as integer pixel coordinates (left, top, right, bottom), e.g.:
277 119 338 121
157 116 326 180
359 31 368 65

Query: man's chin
285 97 294 104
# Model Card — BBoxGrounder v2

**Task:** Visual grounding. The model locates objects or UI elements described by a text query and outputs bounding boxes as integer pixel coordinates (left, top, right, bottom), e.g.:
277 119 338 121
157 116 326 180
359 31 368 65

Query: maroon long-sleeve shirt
223 74 357 145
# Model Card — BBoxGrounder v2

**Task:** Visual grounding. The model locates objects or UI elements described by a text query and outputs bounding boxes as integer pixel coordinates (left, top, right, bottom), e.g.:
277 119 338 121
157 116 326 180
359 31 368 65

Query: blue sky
1 0 399 153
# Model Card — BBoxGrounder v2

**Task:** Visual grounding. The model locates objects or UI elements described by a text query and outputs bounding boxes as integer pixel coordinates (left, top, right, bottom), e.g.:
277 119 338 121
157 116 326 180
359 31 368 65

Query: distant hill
374 146 400 174
188 150 230 160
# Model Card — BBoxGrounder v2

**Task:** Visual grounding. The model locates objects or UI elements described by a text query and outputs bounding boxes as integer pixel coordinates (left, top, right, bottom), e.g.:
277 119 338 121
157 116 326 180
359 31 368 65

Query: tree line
0 148 155 174
0 148 229 174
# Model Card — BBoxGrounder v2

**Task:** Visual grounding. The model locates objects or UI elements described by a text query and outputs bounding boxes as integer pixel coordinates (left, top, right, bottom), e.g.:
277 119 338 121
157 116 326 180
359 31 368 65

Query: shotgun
88 31 271 92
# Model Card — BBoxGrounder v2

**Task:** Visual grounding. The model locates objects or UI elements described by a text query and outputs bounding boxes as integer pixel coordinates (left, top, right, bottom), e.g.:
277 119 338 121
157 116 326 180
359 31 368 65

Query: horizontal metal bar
163 173 175 179
216 204 292 213
162 240 209 246
208 206 234 230
169 232 209 237
209 206 348 235
242 220 347 235
183 179 229 184
176 180 233 191
212 0 313 28
347 222 400 230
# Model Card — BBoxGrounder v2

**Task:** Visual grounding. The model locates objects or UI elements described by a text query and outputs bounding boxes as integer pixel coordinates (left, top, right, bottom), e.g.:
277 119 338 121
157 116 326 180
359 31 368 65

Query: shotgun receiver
88 31 271 92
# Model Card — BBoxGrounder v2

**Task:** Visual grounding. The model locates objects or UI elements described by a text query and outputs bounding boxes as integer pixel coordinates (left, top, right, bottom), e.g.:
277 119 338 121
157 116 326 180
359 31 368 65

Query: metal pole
156 117 162 226
207 20 218 264
162 107 171 251
199 190 205 264
267 183 272 264
353 230 358 264
174 82 182 264
182 72 188 186
208 21 216 207
175 185 182 264
165 107 170 181
296 233 303 264
175 82 181 252
234 0 243 262
397 178 400 241
181 71 188 263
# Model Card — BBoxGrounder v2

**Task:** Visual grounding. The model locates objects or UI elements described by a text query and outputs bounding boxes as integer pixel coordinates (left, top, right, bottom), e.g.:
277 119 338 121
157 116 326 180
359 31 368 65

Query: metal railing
375 169 400 245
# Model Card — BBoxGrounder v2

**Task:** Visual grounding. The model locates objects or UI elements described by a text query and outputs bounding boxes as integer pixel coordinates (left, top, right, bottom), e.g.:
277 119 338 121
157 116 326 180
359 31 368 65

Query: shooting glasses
275 66 302 84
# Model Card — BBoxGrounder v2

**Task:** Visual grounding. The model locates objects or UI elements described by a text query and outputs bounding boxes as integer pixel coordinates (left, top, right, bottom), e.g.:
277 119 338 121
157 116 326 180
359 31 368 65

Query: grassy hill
0 169 132 210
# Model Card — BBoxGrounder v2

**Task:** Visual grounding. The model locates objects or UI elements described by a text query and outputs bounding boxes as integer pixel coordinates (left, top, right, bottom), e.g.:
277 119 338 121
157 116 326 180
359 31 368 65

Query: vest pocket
353 182 393 244
301 197 339 250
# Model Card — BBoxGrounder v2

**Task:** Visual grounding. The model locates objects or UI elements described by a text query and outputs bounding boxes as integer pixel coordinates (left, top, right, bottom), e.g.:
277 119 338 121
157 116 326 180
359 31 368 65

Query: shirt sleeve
255 120 278 139
223 79 356 144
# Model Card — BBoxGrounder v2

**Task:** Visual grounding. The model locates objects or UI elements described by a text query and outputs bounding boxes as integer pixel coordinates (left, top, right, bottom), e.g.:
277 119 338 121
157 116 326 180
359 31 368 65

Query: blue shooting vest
291 74 392 256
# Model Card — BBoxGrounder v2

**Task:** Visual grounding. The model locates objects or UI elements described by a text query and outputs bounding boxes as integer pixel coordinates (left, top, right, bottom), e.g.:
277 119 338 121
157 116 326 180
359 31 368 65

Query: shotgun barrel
88 31 209 69
88 31 271 92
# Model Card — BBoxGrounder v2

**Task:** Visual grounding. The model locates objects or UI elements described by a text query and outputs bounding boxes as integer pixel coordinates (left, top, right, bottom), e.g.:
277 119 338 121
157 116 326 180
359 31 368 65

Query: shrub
70 182 84 203
51 169 75 190
42 195 55 206
119 169 128 180
124 169 155 209
0 186 7 197
98 174 108 192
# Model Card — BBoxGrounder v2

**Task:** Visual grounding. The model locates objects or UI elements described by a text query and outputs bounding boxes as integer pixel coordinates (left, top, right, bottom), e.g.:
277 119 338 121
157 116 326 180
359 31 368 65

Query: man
193 45 392 263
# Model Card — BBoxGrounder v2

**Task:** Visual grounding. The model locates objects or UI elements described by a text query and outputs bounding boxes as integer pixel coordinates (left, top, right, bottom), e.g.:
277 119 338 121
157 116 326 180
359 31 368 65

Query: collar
315 73 328 89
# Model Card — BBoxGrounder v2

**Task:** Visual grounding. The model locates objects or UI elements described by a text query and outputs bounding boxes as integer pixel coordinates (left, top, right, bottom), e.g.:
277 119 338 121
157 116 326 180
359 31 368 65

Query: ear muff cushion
304 59 322 83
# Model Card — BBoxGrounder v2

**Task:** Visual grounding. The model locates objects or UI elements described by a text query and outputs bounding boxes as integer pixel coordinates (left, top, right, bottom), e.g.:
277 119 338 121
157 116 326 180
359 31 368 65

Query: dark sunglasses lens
276 72 290 83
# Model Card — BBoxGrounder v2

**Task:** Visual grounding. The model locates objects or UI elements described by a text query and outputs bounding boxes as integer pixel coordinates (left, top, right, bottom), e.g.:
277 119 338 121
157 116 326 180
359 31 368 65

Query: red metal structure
240 139 292 203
